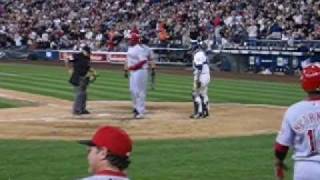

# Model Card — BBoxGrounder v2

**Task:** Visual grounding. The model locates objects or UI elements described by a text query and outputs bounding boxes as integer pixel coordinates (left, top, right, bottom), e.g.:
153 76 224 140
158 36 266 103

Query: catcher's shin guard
203 102 209 117
190 102 200 118
190 92 203 119
193 101 198 114
200 95 209 118
191 92 198 115
190 103 203 119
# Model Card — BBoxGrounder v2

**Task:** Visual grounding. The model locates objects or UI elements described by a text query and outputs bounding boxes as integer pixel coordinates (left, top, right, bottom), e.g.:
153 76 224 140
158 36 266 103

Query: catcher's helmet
192 41 207 52
301 63 320 92
198 41 208 50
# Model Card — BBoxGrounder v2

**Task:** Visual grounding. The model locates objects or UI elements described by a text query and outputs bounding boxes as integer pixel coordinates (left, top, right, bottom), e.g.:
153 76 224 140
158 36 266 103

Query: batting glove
274 161 288 180
124 70 128 78
151 68 155 76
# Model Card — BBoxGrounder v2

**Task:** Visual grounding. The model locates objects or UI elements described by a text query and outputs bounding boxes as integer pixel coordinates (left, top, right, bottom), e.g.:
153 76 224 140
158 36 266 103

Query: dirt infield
0 88 286 140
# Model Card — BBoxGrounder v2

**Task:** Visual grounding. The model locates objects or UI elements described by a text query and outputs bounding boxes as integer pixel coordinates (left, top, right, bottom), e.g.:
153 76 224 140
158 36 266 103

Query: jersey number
307 129 318 154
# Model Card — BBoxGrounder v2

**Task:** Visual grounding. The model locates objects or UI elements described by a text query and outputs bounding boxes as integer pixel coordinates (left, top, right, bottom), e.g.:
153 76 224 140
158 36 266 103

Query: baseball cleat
133 108 138 115
73 110 91 116
82 110 91 114
190 113 203 119
202 111 209 118
134 114 144 119
73 111 82 116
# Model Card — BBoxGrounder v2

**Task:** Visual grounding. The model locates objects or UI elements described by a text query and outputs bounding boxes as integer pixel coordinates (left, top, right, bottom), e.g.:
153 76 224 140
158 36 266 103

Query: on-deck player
275 63 320 180
79 125 132 180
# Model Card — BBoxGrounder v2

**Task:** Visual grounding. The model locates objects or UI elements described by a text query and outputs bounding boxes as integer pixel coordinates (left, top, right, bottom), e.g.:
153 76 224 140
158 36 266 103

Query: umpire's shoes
73 111 82 116
81 110 91 114
73 110 90 115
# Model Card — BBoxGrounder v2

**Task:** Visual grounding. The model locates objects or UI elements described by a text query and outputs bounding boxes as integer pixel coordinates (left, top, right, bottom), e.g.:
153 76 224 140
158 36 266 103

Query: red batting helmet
129 33 141 45
301 63 320 92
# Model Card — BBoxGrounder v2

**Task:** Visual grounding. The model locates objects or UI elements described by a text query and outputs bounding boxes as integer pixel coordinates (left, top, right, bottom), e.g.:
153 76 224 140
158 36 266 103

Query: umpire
65 46 96 115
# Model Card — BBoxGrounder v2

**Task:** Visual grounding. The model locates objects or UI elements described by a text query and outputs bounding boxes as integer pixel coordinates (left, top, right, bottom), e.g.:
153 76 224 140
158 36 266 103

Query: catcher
64 45 97 115
190 41 210 119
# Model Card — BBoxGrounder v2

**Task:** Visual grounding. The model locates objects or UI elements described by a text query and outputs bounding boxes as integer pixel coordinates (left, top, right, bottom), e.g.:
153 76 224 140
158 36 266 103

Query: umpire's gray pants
73 77 89 114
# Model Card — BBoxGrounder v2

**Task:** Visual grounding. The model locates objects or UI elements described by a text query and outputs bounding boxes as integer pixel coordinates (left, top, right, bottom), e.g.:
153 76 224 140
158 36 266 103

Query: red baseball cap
79 126 132 157
301 63 320 92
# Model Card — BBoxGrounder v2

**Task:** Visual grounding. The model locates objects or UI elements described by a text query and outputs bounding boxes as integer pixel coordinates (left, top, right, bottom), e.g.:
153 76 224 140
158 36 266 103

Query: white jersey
80 170 130 180
127 44 148 70
276 99 320 161
193 50 210 76
81 175 129 180
140 44 154 62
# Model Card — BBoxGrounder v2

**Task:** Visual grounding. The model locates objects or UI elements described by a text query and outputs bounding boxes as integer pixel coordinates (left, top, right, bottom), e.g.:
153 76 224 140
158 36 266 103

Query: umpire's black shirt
69 53 90 86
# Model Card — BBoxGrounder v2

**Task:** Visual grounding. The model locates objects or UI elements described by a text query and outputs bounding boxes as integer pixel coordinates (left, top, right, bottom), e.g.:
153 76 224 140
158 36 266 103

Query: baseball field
0 62 303 180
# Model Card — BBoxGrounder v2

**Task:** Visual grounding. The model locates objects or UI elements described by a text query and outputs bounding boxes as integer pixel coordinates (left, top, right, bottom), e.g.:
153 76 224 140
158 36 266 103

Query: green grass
0 97 32 108
0 63 299 180
0 63 305 106
0 134 294 180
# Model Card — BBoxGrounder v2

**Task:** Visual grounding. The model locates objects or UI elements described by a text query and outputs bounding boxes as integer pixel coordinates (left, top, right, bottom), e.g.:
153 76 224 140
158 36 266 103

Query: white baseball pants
294 161 320 180
130 69 148 115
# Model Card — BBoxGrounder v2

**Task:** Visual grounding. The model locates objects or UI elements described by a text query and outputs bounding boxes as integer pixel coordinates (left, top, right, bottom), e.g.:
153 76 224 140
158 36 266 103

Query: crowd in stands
0 0 319 51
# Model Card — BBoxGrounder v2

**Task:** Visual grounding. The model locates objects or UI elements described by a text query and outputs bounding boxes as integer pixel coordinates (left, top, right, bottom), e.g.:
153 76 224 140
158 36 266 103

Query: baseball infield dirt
0 88 286 140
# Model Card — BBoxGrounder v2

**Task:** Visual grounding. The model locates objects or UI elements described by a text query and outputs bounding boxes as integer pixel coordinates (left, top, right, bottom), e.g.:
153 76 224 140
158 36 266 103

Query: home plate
96 113 110 117
43 117 59 122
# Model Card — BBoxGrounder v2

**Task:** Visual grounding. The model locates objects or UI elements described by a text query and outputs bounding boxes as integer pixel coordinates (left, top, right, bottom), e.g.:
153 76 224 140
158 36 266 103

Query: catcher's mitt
196 80 201 89
90 73 98 83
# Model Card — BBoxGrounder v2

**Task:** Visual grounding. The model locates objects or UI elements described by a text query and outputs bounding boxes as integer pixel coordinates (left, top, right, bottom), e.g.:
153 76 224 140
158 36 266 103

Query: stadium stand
0 0 319 50
1 0 320 74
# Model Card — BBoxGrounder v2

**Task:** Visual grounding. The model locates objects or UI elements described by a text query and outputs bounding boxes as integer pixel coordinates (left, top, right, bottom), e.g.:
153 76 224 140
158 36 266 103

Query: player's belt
194 62 208 65
128 60 147 71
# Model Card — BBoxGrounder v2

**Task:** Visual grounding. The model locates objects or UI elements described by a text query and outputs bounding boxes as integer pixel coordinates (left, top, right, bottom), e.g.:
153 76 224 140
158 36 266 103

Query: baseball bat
150 71 155 90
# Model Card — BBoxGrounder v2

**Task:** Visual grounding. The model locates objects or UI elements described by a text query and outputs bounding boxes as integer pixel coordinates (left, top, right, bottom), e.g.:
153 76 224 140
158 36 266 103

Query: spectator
0 0 319 50
247 21 258 46
267 21 283 40
158 22 170 46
